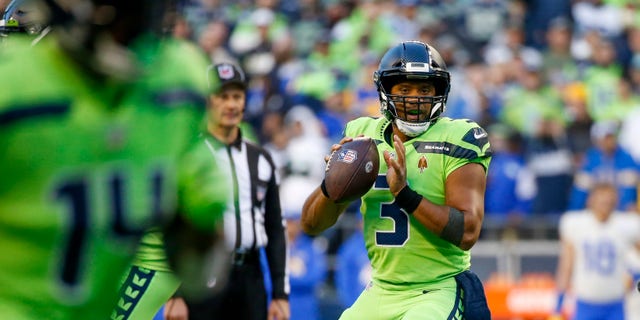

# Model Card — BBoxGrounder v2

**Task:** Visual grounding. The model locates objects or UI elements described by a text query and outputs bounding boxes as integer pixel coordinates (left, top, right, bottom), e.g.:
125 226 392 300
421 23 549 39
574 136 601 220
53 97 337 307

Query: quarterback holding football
302 41 492 320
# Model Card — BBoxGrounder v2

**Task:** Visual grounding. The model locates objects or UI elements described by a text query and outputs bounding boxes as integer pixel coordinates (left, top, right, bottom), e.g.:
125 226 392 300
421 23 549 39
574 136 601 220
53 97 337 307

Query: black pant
187 250 267 320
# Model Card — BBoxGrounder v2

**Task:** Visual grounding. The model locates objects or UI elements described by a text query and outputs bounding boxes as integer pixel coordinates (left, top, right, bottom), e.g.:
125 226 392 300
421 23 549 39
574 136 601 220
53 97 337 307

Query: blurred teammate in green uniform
0 1 227 319
111 231 184 320
110 65 241 320
302 41 492 320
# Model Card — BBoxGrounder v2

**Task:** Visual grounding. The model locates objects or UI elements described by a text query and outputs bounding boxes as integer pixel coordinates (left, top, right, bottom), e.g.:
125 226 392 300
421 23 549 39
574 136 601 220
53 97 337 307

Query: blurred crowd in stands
4 0 640 236
151 0 640 241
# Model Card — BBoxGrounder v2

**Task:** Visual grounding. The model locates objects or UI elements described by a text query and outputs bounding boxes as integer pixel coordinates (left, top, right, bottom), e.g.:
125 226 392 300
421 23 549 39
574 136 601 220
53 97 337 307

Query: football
324 137 380 203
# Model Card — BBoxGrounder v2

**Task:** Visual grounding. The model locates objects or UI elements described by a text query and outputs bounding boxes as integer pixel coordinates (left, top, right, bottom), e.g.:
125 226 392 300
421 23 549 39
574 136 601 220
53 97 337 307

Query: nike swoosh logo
474 131 487 139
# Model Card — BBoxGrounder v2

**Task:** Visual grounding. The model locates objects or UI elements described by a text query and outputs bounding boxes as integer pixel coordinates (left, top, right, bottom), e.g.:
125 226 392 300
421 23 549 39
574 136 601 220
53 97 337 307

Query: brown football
324 137 380 203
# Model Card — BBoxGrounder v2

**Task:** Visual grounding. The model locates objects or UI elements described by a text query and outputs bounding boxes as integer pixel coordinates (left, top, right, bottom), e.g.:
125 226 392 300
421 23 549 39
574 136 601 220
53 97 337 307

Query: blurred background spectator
483 123 533 239
334 214 371 309
280 176 328 320
568 120 640 212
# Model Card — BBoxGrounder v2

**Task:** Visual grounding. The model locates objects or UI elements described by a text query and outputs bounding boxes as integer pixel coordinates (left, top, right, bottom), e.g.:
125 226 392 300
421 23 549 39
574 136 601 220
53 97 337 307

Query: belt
232 248 259 266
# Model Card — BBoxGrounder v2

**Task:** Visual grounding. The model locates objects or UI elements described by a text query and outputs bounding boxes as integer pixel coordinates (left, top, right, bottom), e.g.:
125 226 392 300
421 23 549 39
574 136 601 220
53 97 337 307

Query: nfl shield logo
217 65 235 79
337 149 357 164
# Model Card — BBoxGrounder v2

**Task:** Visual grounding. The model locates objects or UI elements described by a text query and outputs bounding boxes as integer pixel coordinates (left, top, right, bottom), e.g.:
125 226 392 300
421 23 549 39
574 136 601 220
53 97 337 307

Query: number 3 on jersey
374 175 409 246
53 169 168 290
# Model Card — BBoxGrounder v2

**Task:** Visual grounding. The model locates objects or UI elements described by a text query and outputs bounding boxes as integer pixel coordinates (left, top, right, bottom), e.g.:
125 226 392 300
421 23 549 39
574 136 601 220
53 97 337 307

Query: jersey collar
203 128 243 151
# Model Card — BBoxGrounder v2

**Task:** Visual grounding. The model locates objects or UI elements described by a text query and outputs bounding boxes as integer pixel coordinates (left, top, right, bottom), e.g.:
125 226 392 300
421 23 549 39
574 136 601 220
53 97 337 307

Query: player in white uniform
554 182 640 320
626 248 640 320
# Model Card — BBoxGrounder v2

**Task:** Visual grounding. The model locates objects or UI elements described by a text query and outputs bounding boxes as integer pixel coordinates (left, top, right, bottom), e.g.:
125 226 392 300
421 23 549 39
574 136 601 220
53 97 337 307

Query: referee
182 63 290 320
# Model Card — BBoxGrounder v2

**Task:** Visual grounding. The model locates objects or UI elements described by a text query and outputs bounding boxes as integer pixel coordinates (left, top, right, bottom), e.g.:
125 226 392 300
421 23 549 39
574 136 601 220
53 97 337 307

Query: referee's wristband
394 185 423 214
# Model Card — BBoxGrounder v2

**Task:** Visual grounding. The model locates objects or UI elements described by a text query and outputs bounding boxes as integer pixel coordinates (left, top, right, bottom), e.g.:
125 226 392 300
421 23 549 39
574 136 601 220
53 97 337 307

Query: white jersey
560 211 640 303
626 248 640 320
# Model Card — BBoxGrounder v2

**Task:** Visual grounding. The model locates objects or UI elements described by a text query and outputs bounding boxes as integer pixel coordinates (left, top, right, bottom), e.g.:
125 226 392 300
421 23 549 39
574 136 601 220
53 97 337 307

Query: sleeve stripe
152 89 206 109
0 103 70 126
413 141 486 160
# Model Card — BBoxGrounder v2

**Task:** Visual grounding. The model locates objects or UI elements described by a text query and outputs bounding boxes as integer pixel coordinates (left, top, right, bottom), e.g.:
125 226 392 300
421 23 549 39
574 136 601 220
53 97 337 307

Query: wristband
394 185 423 214
320 179 330 198
441 208 464 246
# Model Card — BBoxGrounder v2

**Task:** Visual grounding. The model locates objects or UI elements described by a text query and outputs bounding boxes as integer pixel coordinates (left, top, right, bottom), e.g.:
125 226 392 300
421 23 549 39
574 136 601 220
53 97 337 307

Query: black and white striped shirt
203 130 289 299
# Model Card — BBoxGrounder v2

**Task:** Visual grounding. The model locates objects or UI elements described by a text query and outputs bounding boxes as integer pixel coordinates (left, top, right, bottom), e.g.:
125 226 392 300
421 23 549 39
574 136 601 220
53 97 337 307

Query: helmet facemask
377 73 449 137
383 92 445 137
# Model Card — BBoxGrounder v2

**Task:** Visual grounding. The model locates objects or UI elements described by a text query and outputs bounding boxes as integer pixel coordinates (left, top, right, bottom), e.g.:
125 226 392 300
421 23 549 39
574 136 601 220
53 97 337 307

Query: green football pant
339 277 463 320
111 266 180 320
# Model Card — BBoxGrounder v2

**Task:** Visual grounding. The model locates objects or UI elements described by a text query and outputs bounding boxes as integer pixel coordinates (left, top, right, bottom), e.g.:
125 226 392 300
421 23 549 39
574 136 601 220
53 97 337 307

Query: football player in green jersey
111 231 184 320
302 41 493 320
0 1 227 319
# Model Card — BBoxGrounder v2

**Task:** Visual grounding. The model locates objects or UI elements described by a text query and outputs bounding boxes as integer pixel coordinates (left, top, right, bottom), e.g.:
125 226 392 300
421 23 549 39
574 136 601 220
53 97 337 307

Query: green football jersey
344 117 491 291
132 136 231 272
0 35 225 319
